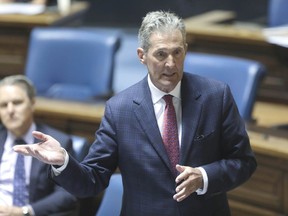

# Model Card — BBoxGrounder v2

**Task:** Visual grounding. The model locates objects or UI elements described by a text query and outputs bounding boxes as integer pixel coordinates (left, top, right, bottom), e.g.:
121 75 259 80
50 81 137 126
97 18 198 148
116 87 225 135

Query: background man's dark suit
53 72 257 216
0 123 78 216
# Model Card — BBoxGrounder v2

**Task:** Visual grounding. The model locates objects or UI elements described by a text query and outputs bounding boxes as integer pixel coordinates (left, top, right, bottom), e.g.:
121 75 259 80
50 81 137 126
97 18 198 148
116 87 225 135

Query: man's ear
137 48 146 64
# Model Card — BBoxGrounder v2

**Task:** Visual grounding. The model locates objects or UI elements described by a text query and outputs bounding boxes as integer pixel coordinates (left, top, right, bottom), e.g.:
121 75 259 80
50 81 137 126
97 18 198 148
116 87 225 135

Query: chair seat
46 84 93 101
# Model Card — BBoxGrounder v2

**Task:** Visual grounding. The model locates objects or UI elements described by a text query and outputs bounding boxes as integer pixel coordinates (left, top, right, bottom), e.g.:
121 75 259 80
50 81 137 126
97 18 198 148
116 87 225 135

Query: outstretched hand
13 131 66 166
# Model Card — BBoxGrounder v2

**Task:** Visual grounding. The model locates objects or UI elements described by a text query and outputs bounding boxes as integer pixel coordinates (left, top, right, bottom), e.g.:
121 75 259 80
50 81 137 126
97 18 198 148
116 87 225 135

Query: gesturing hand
13 131 66 166
173 164 203 202
0 205 22 216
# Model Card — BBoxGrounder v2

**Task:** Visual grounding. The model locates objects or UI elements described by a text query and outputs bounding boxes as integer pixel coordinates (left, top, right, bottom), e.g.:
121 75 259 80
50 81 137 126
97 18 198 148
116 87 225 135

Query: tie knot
163 95 173 105
14 139 26 145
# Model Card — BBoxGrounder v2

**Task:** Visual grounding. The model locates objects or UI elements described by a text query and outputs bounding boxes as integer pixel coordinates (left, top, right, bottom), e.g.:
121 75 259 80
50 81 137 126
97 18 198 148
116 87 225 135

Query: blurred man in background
0 75 78 216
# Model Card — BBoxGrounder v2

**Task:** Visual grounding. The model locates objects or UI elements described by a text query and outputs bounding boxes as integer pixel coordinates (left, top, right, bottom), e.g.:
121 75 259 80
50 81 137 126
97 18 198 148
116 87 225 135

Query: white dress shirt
0 123 35 205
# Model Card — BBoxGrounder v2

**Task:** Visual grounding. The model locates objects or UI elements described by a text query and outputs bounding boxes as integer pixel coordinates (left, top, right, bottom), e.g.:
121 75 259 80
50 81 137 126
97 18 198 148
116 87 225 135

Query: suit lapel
180 74 203 164
0 128 7 159
133 79 173 174
29 157 42 199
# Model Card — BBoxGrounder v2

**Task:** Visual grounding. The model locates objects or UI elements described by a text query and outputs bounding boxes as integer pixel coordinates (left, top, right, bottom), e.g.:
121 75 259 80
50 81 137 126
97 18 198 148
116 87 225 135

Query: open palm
13 131 66 166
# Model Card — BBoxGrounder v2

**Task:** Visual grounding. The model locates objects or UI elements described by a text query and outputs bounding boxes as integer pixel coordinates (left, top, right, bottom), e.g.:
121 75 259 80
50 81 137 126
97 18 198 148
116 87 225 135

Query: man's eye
156 52 166 59
174 49 183 57
13 100 23 105
0 103 7 108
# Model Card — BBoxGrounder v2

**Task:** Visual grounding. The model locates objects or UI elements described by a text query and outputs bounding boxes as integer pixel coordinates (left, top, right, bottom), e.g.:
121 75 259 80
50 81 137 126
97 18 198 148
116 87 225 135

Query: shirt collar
8 123 36 144
147 74 181 104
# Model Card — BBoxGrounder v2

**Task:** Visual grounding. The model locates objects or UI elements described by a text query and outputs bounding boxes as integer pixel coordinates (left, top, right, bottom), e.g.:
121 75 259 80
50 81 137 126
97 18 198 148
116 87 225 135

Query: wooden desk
253 101 288 127
0 2 89 78
227 101 288 215
34 96 288 140
34 97 104 143
184 10 288 104
228 128 288 216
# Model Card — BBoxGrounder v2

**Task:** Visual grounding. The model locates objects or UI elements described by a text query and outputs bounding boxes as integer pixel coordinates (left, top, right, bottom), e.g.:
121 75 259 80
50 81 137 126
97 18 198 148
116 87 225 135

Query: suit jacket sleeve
30 125 78 216
199 84 257 195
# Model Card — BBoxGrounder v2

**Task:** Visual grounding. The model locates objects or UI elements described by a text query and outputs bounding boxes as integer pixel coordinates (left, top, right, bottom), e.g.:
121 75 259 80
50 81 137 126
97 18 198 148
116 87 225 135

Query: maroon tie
162 95 180 175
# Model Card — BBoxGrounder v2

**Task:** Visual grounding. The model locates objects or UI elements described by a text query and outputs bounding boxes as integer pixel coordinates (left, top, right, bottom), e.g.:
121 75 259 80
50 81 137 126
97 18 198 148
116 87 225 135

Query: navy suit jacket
54 73 257 216
0 123 78 216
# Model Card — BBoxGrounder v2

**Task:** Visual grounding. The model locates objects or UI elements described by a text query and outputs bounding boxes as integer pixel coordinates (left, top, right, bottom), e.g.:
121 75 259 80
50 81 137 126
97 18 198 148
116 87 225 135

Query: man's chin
6 124 22 132
159 82 178 93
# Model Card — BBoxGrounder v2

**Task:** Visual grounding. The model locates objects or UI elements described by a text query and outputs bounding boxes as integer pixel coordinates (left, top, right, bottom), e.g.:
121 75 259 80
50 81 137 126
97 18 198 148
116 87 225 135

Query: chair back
113 32 147 93
268 0 288 27
70 135 90 162
184 52 266 122
96 173 123 216
25 27 121 101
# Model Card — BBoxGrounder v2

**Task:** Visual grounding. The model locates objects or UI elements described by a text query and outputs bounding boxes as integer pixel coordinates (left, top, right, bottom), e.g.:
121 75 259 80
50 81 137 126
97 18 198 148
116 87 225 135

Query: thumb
176 164 185 173
32 131 49 141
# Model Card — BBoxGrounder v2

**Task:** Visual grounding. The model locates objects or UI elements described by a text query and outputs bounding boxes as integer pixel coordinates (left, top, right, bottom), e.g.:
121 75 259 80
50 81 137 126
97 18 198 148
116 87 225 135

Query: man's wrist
51 148 69 176
52 147 66 168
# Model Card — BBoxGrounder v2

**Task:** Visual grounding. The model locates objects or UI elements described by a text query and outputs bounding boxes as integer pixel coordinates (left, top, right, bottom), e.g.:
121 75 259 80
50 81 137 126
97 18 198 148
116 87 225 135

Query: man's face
138 29 187 93
0 85 34 137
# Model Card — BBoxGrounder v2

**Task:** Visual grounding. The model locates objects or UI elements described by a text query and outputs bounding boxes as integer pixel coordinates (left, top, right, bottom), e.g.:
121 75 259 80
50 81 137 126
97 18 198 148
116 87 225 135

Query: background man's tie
13 139 29 206
14 0 30 2
162 95 180 176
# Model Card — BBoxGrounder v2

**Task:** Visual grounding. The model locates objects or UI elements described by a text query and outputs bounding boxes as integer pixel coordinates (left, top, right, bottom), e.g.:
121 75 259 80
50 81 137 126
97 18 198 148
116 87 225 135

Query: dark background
80 0 269 27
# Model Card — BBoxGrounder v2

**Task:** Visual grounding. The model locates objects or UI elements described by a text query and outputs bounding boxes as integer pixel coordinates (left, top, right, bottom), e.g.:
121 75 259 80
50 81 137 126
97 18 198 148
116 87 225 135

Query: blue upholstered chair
70 135 90 162
268 0 288 27
184 52 266 122
96 173 123 216
25 27 121 101
113 30 147 93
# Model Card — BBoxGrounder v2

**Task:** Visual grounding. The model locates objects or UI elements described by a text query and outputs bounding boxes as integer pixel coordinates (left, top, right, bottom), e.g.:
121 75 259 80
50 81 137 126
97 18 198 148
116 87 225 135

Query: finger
13 145 29 154
176 172 186 184
175 166 188 184
174 185 196 202
173 187 187 202
32 131 48 141
176 164 184 172
176 178 189 192
23 145 50 163
13 144 35 156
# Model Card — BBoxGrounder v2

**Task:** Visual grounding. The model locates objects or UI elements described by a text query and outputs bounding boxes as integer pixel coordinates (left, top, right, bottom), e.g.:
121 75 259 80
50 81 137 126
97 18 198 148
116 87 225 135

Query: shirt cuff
51 148 69 176
195 167 208 195
25 205 35 216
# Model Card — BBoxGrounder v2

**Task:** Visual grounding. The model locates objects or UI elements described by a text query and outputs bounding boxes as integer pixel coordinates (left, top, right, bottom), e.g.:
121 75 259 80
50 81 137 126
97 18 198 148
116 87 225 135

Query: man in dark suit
14 11 257 216
0 75 78 216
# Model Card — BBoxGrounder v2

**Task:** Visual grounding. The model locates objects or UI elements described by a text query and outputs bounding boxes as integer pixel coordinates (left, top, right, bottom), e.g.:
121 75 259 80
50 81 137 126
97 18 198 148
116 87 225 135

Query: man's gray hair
138 11 186 53
0 75 36 101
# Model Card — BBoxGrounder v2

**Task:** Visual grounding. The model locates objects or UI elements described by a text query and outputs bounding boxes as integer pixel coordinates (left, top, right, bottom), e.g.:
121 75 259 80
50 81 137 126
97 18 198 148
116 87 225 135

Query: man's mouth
163 72 176 77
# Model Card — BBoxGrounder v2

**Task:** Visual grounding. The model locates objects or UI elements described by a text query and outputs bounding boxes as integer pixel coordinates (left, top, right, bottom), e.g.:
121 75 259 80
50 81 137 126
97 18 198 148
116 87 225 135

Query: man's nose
7 102 15 112
165 55 175 67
